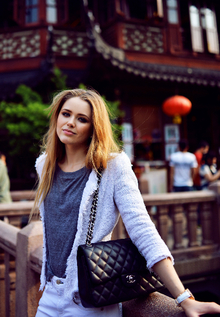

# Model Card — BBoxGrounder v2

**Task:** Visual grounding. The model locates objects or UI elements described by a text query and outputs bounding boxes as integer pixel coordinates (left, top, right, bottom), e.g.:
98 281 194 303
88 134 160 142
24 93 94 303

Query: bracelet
175 289 195 306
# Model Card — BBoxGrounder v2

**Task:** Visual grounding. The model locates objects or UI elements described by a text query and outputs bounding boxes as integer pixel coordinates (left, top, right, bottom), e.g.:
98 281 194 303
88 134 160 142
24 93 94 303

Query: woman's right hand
181 298 220 317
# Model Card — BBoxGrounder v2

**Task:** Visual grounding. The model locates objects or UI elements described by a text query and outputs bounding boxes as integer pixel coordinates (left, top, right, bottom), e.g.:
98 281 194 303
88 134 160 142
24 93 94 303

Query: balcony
0 26 91 73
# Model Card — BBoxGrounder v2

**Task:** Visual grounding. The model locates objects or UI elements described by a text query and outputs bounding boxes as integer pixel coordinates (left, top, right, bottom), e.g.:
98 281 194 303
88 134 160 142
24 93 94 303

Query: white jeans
35 276 121 317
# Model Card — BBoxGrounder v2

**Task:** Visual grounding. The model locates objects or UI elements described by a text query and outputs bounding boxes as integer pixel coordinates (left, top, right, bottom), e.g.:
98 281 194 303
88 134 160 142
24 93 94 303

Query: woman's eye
62 112 70 117
78 117 87 123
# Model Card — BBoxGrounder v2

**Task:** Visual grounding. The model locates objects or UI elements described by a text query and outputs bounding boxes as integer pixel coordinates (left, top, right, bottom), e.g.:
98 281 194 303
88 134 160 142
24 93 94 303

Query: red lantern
162 95 192 124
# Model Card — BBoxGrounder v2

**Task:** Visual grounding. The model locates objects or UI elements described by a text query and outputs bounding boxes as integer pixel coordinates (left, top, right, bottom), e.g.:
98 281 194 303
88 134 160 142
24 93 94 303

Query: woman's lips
63 129 75 135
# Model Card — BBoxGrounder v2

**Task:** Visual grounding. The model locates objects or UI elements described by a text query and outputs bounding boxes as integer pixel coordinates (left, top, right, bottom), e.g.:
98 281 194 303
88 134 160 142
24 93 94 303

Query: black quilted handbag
77 171 164 308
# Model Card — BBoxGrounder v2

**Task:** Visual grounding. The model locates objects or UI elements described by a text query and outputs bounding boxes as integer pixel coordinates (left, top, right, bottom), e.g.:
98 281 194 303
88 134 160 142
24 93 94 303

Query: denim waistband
50 276 66 287
49 276 82 306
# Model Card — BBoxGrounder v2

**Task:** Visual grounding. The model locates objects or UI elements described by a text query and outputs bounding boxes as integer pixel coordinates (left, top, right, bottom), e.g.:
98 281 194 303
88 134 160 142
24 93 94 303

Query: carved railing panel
0 30 41 60
123 23 165 54
0 27 91 61
52 29 90 58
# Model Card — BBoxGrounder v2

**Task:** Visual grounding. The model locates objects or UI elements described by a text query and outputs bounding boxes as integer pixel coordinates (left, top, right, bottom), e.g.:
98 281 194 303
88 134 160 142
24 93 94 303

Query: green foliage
51 67 68 90
103 97 124 147
0 85 49 156
16 84 42 105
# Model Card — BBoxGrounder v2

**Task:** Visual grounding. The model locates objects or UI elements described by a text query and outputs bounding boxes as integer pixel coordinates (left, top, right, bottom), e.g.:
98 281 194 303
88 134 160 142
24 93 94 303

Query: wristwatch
175 289 195 306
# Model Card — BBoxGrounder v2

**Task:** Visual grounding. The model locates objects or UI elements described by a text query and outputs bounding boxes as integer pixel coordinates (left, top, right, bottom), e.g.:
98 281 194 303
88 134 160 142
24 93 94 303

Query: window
25 0 38 24
179 1 191 51
98 0 115 24
126 0 163 20
189 4 219 54
46 0 57 24
202 8 219 54
189 5 203 52
167 0 178 24
157 0 163 17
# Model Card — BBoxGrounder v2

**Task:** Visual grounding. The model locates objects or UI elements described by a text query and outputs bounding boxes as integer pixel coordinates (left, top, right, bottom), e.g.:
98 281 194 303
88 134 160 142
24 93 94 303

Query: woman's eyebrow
78 113 90 120
62 108 90 119
62 108 71 113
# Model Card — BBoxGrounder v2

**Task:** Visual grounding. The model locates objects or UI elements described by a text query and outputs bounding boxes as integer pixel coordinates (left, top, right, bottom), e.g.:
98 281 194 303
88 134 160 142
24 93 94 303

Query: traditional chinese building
1 0 220 165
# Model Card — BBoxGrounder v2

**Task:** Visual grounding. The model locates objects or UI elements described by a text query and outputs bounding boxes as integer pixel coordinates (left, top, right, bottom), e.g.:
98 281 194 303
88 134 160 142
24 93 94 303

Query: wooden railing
143 187 220 280
10 191 36 202
1 183 220 316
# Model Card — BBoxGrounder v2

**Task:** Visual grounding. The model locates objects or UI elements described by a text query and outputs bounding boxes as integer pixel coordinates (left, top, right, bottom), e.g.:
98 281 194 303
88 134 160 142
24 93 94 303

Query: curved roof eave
83 3 220 88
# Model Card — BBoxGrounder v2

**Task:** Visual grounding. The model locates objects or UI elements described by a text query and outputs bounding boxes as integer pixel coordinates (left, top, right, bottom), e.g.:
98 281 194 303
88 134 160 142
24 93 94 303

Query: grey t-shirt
44 163 91 280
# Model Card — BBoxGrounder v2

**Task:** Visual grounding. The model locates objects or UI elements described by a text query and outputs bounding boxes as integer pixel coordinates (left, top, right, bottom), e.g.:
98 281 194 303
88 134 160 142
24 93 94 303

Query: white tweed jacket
36 151 173 300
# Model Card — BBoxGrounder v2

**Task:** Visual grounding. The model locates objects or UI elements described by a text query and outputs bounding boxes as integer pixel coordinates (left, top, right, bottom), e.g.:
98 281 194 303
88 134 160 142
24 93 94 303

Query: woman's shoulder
107 151 132 170
35 152 47 171
200 164 210 173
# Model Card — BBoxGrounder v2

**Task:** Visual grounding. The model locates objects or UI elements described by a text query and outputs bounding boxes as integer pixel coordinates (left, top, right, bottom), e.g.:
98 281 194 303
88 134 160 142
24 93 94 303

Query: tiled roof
83 3 220 88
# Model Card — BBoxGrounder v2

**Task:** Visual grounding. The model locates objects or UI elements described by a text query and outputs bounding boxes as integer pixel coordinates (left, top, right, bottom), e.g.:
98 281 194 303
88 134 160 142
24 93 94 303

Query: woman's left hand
181 298 220 316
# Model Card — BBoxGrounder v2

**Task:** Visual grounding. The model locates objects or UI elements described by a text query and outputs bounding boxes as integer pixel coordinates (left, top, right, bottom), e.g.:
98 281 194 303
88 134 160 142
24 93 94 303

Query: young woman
33 88 220 317
199 151 220 190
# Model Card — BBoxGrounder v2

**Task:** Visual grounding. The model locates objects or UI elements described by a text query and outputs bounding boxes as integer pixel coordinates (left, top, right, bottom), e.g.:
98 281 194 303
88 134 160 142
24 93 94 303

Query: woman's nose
67 117 75 127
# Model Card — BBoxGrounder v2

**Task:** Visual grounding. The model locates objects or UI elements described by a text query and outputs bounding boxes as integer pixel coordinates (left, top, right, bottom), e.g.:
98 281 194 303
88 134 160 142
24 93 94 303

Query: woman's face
56 96 92 149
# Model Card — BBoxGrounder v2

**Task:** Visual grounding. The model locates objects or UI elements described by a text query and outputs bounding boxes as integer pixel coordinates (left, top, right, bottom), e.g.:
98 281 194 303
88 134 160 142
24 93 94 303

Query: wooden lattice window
25 0 39 24
14 0 67 26
46 0 57 23
167 0 178 24
189 2 219 54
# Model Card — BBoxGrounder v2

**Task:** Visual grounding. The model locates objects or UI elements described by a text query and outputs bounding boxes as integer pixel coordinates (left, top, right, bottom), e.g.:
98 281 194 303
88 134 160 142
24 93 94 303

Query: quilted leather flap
78 238 147 286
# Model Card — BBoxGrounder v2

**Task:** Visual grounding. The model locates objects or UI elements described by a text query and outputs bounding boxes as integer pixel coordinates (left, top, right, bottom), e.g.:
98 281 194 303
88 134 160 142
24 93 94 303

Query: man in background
169 139 198 192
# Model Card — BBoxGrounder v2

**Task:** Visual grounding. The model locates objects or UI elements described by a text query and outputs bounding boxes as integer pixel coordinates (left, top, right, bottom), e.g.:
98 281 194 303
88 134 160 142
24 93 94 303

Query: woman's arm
153 258 220 316
113 153 220 316
204 169 220 182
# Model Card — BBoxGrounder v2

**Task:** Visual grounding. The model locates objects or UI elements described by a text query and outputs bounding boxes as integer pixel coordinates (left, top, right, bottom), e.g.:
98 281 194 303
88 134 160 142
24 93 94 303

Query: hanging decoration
162 95 192 124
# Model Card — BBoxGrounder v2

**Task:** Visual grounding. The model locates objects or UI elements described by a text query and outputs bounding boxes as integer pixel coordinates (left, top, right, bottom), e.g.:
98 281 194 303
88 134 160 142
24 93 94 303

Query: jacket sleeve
113 152 174 269
35 152 47 179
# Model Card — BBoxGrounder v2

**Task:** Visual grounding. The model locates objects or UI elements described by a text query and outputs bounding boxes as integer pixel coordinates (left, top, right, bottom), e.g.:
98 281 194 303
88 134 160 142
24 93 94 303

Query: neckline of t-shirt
56 163 87 177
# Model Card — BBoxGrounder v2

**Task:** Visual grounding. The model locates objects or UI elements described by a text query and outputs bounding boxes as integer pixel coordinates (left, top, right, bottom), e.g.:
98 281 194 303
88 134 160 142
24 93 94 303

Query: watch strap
175 289 195 306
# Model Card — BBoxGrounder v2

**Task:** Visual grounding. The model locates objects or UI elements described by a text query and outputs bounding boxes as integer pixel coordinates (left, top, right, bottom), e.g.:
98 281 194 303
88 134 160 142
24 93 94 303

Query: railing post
0 262 6 317
200 202 214 245
157 206 169 243
171 204 184 249
15 221 43 317
4 252 10 317
208 181 220 245
186 203 199 247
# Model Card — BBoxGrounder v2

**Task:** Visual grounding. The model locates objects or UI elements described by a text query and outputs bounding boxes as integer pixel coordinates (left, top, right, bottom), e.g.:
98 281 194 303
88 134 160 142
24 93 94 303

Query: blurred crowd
169 140 220 192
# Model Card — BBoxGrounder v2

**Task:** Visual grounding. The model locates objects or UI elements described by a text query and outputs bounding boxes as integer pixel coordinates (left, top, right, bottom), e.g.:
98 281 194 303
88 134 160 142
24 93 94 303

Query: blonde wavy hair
32 88 120 216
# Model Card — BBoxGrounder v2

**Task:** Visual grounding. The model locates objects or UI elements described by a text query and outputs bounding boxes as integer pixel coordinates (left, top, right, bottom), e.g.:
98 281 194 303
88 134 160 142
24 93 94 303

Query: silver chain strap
85 169 102 246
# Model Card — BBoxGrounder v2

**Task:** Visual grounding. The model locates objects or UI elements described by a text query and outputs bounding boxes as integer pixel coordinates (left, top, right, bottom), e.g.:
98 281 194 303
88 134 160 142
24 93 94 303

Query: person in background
0 152 12 203
199 151 220 190
193 141 209 190
169 139 198 192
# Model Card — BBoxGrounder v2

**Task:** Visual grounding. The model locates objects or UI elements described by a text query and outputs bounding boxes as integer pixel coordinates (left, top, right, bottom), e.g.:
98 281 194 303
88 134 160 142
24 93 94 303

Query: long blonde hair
32 88 120 215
